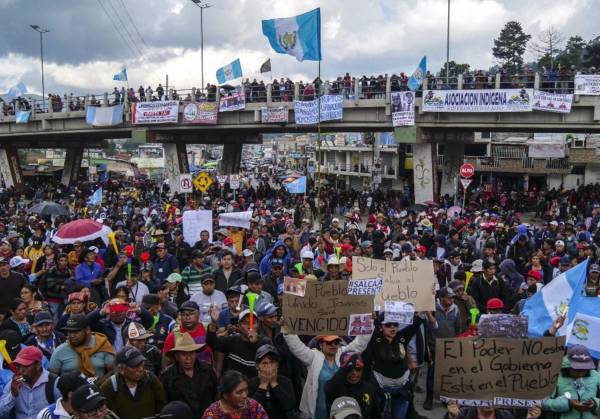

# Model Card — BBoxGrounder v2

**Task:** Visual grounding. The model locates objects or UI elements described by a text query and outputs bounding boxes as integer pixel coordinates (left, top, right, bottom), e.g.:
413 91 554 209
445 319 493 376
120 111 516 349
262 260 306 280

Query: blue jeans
383 386 410 419
47 301 64 321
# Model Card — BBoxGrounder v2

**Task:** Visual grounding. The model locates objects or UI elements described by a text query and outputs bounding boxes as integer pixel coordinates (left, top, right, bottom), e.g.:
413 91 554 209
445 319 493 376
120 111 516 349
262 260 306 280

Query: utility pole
30 25 50 111
191 0 212 92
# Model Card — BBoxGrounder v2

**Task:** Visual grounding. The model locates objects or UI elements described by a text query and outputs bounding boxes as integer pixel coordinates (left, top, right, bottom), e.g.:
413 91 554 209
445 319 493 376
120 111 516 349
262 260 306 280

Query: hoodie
259 239 291 276
499 259 524 292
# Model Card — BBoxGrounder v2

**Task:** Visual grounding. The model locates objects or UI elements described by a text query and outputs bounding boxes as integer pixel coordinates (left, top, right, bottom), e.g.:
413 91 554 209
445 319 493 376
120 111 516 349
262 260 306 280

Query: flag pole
316 60 322 230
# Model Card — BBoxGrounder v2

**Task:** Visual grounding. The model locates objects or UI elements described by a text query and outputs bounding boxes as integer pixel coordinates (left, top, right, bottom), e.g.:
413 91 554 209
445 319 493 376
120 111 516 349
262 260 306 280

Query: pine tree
492 21 531 73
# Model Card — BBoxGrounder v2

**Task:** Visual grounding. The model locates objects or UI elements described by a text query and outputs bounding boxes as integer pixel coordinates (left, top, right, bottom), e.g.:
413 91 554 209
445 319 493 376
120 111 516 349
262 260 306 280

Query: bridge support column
439 143 464 199
412 143 437 204
163 143 189 195
220 143 242 174
0 145 23 190
61 147 84 186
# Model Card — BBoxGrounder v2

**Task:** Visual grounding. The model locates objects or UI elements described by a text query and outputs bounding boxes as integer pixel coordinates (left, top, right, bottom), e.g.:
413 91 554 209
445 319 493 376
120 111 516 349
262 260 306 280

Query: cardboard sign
434 337 566 404
282 280 374 336
352 257 435 311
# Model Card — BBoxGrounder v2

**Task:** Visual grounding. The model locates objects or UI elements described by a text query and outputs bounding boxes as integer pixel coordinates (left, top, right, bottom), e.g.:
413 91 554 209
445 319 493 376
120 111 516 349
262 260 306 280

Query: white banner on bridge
319 95 343 122
575 74 600 95
422 89 533 112
391 91 415 126
131 100 179 124
532 90 573 113
294 95 343 125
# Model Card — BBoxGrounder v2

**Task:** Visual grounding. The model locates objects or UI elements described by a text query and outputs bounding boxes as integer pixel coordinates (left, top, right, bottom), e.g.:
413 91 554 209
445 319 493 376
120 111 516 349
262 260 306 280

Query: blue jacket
259 240 291 276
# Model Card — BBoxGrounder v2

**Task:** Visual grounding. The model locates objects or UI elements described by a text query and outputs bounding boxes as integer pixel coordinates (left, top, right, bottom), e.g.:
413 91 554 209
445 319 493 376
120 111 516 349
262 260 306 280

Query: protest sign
384 301 414 325
284 277 306 297
182 102 218 124
182 210 212 246
219 209 252 229
282 280 374 335
434 336 566 405
131 100 179 124
319 95 343 121
422 89 533 112
229 174 240 189
348 314 374 336
532 90 573 113
575 74 600 95
294 99 318 125
219 92 246 112
391 91 415 126
347 278 384 295
352 257 435 311
261 106 289 123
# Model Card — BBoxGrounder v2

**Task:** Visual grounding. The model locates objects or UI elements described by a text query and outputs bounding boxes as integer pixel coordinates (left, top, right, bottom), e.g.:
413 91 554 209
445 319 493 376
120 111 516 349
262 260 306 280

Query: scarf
72 332 115 377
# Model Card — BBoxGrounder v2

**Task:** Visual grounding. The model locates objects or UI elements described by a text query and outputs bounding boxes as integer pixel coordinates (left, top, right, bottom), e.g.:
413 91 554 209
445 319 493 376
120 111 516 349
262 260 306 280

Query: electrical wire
105 0 144 57
117 0 149 50
96 0 141 58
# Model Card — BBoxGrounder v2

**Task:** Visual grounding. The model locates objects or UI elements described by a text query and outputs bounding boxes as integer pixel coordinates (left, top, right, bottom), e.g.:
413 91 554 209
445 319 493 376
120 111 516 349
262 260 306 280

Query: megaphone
246 292 258 330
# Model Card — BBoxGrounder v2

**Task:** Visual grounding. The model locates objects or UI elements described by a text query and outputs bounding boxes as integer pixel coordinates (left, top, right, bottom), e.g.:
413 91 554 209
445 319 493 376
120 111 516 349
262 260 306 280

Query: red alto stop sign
459 163 475 178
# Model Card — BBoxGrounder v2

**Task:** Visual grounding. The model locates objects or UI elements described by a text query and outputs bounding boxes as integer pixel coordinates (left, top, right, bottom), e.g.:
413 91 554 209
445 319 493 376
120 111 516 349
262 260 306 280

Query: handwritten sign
347 278 384 295
282 280 374 336
434 337 566 404
384 301 414 325
352 257 435 311
182 210 213 246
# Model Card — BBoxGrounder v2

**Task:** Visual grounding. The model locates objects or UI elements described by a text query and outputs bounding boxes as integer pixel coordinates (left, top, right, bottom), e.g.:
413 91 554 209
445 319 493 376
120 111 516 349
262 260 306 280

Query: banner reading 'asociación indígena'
422 88 533 112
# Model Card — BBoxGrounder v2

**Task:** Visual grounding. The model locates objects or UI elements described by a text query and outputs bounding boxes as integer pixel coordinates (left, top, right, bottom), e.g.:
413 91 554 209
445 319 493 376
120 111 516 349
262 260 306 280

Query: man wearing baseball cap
585 264 600 297
0 346 61 419
190 273 227 324
99 347 166 419
70 384 118 419
24 311 66 359
37 371 88 419
122 322 162 376
330 396 362 419
162 301 211 366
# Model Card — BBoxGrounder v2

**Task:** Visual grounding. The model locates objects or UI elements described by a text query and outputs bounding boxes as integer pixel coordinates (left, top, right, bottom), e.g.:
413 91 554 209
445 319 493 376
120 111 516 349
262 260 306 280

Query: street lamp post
30 25 50 111
191 0 212 92
446 0 450 84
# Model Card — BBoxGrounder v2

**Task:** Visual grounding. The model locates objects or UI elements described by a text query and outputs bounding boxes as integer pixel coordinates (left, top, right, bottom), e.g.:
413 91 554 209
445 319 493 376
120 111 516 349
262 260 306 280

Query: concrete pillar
61 147 84 186
163 143 189 195
102 93 109 107
534 72 540 89
66 95 72 114
294 82 300 101
220 143 243 174
457 74 464 89
84 95 90 111
354 78 360 105
385 74 391 104
439 142 464 199
267 84 272 105
412 143 436 204
191 88 197 102
0 145 23 190
495 73 501 89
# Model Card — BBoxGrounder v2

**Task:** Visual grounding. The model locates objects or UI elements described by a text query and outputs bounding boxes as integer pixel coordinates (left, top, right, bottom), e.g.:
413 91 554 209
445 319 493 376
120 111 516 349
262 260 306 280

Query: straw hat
167 332 206 353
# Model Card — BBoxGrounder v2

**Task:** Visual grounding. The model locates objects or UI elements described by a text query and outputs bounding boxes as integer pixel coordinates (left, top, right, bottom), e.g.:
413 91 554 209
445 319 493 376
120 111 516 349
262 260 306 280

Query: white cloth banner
575 74 600 95
131 100 179 124
261 106 289 123
219 209 253 229
182 210 213 246
294 95 343 125
532 90 573 113
219 92 246 112
391 91 416 126
422 89 533 112
528 142 565 158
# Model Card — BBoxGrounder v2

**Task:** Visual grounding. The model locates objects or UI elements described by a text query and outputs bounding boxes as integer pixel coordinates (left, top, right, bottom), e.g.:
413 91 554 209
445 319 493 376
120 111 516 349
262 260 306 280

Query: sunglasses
383 323 399 328
324 340 341 346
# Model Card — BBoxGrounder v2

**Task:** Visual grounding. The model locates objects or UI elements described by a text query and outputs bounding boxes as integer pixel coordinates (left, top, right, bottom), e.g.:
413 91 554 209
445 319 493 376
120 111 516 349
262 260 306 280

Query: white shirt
115 280 150 304
190 290 228 323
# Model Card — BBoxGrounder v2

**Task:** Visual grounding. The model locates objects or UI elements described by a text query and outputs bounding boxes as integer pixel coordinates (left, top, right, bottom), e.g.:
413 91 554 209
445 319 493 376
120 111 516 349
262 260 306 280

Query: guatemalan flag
216 59 243 84
523 259 600 358
6 82 27 100
408 56 426 91
262 8 321 62
88 187 103 206
15 110 31 124
86 104 123 127
285 176 306 194
113 67 128 82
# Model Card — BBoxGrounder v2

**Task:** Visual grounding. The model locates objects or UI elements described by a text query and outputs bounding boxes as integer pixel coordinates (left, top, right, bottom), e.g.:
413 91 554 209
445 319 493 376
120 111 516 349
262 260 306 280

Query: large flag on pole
88 187 103 206
262 8 321 62
407 56 426 91
113 67 128 82
260 59 271 74
6 82 27 100
216 59 243 84
285 176 306 194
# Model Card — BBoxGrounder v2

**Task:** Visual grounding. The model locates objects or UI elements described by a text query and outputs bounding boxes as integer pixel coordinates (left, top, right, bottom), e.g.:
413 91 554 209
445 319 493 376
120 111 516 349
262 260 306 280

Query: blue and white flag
285 176 306 194
216 59 243 84
113 67 128 82
86 104 123 127
408 56 426 91
15 110 31 124
6 82 27 100
88 187 103 206
262 8 321 62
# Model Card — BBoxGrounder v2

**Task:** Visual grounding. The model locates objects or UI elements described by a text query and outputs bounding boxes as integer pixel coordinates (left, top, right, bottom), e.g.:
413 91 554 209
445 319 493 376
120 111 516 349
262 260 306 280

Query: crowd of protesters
0 167 599 419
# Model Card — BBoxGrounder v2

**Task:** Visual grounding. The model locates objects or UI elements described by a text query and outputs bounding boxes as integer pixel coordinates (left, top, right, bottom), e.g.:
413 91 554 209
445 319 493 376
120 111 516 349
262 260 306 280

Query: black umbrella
28 201 69 216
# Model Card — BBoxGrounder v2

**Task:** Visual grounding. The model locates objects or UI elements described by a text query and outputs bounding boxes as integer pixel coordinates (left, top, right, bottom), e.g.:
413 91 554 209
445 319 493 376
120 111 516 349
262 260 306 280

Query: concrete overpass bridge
2 72 600 200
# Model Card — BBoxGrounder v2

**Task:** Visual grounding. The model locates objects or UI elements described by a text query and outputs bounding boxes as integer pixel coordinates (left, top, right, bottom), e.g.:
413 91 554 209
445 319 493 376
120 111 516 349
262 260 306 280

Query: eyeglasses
80 404 106 416
383 323 399 328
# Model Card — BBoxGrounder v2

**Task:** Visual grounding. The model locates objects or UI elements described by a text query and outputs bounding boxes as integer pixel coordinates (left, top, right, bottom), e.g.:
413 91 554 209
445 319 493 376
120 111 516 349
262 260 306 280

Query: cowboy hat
167 332 206 353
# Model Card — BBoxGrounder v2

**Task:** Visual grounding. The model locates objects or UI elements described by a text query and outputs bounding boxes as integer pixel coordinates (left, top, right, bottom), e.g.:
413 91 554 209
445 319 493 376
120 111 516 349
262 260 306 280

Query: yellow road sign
193 172 213 192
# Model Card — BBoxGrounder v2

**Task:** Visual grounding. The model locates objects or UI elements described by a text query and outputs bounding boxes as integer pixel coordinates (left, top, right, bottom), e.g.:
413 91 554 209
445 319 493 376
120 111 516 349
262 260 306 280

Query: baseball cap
242 249 254 257
448 280 465 291
180 301 200 312
486 298 505 310
255 344 279 362
555 240 565 247
225 286 244 297
591 264 600 273
238 309 257 321
71 384 106 412
560 255 571 266
270 258 284 266
116 346 146 368
166 273 182 283
257 303 278 317
63 314 90 331
331 397 362 419
200 273 215 284
9 256 29 268
127 322 153 340
318 335 341 344
155 243 167 249
527 270 543 282
156 402 193 419
567 345 595 369
191 250 205 259
32 311 53 326
301 249 314 259
438 287 454 298
13 346 43 366
0 257 9 265
471 259 484 273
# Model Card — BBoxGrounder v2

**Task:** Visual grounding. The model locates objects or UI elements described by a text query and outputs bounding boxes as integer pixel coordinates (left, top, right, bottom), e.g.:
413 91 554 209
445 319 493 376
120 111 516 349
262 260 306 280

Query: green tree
584 36 600 67
492 21 531 73
438 61 471 78
556 36 586 68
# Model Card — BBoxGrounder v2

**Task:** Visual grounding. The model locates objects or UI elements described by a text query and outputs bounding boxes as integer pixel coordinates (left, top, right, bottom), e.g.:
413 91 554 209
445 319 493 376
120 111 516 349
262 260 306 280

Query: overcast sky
0 0 596 97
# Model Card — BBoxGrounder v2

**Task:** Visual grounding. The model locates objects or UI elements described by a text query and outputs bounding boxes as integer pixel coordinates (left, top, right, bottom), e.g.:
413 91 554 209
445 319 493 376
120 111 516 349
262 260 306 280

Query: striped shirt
181 264 212 296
